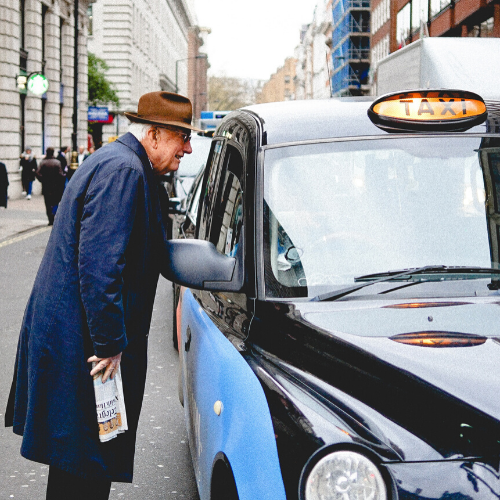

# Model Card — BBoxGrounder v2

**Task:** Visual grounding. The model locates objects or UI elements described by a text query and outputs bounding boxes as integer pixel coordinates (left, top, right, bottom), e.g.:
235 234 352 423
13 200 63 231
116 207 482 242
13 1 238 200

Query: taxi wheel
211 458 239 500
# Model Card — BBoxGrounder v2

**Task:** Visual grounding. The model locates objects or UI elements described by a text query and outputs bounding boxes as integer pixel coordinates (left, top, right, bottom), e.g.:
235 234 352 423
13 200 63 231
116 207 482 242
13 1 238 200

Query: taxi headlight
303 450 387 500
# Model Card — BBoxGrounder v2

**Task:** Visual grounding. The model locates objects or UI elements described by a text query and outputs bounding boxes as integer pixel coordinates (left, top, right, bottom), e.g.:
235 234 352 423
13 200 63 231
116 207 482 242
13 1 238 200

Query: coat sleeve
79 166 143 358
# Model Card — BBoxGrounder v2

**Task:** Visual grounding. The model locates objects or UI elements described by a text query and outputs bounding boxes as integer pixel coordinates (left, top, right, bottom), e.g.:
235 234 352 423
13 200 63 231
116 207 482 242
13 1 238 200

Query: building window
19 0 25 49
372 0 390 35
371 34 390 69
398 0 454 45
397 3 411 47
468 17 495 37
430 0 452 19
87 5 93 36
411 0 429 32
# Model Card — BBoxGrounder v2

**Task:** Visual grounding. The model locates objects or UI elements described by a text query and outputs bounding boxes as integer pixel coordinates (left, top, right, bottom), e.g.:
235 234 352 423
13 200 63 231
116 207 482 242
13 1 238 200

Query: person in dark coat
0 161 8 208
19 148 37 199
56 146 69 198
57 146 69 174
5 91 198 499
36 147 65 225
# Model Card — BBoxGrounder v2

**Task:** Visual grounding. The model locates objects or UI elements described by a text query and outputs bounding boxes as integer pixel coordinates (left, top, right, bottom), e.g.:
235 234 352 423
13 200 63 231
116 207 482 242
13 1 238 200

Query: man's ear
147 126 157 141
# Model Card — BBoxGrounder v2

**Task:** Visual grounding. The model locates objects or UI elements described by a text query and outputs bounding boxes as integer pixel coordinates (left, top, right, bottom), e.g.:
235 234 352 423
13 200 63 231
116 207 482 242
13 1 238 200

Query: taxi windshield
263 136 500 299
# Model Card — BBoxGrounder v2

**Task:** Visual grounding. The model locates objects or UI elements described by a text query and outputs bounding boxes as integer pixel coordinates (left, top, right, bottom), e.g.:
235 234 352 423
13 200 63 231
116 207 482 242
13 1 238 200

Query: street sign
27 73 49 95
88 106 109 122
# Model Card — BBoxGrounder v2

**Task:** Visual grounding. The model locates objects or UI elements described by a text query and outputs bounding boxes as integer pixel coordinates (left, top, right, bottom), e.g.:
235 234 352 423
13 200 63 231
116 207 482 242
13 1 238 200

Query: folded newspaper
92 363 128 442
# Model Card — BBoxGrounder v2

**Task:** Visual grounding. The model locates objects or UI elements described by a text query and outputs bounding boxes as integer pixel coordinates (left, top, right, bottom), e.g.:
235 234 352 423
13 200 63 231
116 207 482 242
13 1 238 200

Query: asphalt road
0 228 200 499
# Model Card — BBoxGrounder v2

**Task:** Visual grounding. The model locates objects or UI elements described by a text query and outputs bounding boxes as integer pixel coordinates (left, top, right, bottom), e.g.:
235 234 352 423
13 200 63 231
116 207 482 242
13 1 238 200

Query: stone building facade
262 0 333 103
294 1 333 101
88 0 207 143
0 0 91 198
257 57 297 103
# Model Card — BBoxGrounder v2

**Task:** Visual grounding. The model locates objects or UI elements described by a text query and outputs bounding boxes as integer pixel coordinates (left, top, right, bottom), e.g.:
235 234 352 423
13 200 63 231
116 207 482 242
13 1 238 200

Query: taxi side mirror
163 239 244 292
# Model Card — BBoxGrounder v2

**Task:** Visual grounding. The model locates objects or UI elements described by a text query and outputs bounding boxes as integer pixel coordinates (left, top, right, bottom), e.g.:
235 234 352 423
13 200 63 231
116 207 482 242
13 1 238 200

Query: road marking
0 227 50 249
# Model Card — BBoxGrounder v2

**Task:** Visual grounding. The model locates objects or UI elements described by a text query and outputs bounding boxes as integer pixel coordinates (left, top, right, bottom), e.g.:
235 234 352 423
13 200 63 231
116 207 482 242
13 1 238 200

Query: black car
164 90 500 500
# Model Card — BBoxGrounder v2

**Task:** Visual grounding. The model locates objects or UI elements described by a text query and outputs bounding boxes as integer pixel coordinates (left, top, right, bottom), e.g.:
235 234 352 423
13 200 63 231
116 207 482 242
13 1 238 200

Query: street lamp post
175 54 208 94
71 0 79 169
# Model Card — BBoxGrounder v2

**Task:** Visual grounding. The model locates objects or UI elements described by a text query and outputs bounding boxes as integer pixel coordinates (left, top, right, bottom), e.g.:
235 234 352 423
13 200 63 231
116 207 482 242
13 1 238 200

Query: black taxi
164 90 500 500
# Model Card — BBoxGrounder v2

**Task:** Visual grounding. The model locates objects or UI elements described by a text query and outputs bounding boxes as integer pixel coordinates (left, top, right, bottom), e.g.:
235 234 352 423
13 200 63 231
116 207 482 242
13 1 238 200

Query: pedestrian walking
19 148 37 199
57 146 69 174
5 91 199 500
0 161 8 208
57 146 69 194
77 144 87 166
36 147 65 225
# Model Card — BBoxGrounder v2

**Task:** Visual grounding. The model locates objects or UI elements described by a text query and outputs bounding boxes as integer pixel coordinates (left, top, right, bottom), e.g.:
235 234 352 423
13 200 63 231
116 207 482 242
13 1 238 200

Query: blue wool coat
5 133 167 482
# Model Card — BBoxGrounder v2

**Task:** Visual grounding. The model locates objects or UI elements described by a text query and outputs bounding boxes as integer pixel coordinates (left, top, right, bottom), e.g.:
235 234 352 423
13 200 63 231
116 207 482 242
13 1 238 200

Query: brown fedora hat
124 91 203 132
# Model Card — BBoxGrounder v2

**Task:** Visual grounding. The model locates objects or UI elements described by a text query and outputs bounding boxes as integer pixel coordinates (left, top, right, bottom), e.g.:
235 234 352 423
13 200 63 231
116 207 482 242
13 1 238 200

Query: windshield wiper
312 266 500 302
355 266 500 282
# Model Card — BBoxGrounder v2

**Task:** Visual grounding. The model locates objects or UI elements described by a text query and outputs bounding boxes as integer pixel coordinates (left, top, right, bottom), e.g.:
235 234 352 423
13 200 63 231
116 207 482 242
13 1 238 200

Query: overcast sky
193 0 322 81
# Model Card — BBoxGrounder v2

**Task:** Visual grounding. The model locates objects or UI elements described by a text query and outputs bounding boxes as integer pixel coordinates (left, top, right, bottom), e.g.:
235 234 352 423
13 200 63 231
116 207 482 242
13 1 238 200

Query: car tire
211 459 239 500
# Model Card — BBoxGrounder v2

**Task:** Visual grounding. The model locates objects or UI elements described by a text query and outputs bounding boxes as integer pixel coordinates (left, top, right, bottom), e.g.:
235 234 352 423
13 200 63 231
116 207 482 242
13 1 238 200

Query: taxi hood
282 298 500 459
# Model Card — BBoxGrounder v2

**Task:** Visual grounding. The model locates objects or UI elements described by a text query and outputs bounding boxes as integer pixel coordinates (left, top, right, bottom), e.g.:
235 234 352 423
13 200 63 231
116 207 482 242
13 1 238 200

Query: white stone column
24 0 43 158
0 0 23 189
61 5 74 151
77 11 89 150
44 8 62 151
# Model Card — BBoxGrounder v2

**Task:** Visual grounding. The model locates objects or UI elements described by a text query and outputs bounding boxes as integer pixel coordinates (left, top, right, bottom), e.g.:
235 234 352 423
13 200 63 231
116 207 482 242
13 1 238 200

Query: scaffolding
331 0 371 96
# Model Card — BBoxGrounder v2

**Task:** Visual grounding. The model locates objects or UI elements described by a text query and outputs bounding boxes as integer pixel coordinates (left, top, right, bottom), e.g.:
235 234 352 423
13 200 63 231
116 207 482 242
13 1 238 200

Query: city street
0 202 200 500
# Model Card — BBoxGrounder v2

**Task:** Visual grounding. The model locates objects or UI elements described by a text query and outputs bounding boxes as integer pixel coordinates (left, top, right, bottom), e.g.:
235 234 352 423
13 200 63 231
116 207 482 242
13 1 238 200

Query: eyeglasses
159 126 191 143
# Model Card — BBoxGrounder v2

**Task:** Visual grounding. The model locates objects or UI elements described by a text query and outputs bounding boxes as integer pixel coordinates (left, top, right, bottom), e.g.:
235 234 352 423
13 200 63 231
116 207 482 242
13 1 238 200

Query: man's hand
88 352 122 383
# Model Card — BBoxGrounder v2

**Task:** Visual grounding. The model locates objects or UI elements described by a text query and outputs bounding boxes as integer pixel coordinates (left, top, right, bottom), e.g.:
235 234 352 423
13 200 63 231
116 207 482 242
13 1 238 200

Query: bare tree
208 76 262 111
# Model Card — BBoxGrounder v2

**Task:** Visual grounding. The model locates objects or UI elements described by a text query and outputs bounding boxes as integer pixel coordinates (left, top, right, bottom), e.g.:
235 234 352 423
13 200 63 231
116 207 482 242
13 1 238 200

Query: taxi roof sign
368 90 487 132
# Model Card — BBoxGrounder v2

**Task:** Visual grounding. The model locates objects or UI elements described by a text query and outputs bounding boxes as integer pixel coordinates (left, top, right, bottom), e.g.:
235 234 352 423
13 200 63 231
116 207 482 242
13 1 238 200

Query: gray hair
128 122 154 141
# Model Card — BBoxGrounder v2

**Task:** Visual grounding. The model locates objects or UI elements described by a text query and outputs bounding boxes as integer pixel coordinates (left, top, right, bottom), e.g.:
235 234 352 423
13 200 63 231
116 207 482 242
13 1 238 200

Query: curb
0 225 50 249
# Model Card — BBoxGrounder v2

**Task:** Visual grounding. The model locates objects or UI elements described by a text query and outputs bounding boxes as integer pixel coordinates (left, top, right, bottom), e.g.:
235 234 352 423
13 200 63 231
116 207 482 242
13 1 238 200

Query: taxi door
178 127 286 500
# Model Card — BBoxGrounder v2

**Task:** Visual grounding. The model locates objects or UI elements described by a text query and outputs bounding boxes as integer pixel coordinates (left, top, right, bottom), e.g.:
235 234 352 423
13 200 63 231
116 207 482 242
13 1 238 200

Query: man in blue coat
5 91 199 499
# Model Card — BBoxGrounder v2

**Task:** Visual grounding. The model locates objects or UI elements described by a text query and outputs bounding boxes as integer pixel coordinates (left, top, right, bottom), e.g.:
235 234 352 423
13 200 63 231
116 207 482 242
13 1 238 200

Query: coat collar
116 133 163 219
116 132 153 177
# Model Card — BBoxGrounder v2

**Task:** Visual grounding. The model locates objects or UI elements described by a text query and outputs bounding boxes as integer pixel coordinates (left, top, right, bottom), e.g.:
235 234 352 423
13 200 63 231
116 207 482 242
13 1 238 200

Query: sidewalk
0 194 49 243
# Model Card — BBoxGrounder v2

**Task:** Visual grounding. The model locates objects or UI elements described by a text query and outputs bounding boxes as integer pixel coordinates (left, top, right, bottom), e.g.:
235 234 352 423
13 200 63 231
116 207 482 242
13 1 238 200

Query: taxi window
186 173 203 223
197 140 224 241
263 137 494 298
210 146 244 257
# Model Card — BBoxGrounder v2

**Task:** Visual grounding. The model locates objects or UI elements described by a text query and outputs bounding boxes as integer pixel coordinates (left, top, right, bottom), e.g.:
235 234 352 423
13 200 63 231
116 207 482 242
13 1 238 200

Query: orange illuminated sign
368 90 487 132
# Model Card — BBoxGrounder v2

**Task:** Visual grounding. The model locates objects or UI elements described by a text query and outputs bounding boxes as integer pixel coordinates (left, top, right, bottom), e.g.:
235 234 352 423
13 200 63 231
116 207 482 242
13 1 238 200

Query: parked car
164 90 500 500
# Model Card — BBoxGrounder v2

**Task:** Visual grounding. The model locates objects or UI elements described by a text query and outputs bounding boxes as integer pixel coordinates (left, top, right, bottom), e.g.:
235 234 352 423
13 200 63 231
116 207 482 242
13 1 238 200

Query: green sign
27 73 49 95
